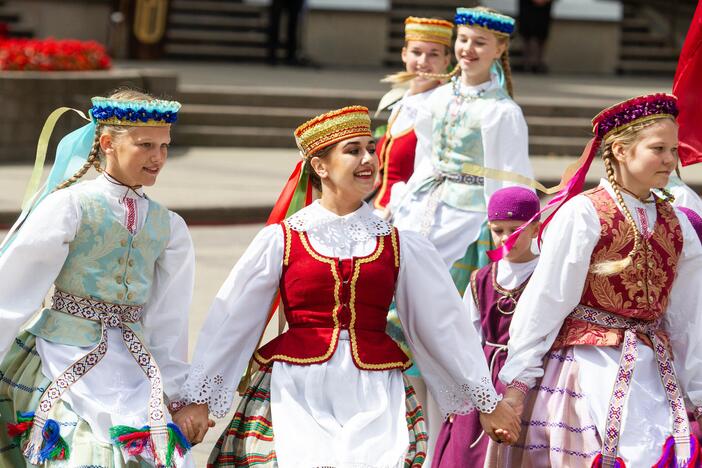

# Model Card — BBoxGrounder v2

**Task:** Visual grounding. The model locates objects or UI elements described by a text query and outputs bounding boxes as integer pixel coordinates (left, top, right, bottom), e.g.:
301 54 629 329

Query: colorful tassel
591 453 627 468
653 435 700 467
6 411 34 441
38 419 70 461
110 423 191 467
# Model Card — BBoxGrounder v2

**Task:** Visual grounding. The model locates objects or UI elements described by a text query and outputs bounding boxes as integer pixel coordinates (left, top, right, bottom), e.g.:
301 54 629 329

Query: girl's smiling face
454 25 505 84
101 126 171 187
310 136 378 201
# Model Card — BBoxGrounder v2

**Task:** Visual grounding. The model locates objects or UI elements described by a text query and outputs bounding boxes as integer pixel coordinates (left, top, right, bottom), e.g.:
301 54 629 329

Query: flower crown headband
90 96 181 126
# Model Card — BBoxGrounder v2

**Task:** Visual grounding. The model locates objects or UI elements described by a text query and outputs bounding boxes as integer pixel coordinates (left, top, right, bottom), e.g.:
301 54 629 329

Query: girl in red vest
175 106 520 467
372 16 452 214
498 94 702 467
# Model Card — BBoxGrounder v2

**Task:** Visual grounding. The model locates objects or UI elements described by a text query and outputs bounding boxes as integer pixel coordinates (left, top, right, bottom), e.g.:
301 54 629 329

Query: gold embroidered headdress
294 106 372 157
404 17 453 47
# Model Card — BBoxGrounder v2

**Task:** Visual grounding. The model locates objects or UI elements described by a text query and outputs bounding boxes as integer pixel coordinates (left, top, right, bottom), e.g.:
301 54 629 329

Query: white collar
599 178 655 209
286 201 392 242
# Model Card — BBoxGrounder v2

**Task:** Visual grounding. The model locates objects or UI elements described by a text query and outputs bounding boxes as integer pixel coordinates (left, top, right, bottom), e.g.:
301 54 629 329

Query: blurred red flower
0 37 112 71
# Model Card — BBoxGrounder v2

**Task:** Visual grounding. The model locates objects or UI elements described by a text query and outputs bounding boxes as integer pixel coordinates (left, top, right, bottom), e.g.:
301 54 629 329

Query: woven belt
420 171 485 237
570 304 690 467
24 290 170 464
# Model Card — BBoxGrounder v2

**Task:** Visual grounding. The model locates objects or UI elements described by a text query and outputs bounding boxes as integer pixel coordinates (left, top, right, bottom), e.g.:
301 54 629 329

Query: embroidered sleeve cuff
507 380 530 396
180 364 234 419
436 377 502 416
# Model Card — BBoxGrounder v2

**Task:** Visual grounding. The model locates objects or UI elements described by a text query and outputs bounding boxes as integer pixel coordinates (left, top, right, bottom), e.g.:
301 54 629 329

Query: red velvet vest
373 129 418 209
553 187 683 349
254 221 411 370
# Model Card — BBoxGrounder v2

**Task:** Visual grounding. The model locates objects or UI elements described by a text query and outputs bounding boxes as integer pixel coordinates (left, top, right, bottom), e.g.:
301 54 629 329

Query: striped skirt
0 331 153 468
208 366 428 468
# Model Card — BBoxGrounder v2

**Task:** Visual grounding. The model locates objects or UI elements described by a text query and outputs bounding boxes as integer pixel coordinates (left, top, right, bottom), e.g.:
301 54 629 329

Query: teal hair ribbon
1 109 93 254
491 60 506 90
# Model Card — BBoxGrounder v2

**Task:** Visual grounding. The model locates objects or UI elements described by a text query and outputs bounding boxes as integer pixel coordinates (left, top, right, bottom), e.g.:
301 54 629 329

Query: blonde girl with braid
497 94 702 467
0 89 197 467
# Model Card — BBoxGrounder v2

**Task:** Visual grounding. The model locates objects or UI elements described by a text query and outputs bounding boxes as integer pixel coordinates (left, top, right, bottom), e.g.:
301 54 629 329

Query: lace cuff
181 364 235 418
436 376 502 417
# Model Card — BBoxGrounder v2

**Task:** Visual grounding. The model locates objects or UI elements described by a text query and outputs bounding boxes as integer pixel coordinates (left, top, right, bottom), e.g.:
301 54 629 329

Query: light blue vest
422 86 510 212
28 193 170 346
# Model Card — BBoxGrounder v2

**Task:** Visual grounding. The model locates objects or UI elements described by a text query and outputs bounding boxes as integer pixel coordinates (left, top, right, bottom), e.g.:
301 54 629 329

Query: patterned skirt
208 366 428 468
0 331 153 468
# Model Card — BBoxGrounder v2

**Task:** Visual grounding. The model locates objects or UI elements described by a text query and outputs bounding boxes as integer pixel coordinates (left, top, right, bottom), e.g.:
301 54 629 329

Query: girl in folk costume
388 7 532 288
173 106 521 468
433 187 540 467
498 94 702 467
371 16 452 214
0 89 195 467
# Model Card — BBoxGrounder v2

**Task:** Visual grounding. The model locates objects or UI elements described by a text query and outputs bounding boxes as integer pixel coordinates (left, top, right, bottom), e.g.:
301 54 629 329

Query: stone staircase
174 85 594 158
617 1 686 75
164 0 271 60
0 0 33 38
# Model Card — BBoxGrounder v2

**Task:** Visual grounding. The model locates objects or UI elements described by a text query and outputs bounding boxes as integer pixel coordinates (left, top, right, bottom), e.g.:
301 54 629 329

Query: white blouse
0 175 194 449
182 200 499 426
384 87 437 172
389 76 533 267
499 179 702 466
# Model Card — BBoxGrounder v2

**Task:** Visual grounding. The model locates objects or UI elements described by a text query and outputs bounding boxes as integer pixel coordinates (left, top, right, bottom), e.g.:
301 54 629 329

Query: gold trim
391 228 400 268
349 236 411 370
601 114 675 141
283 222 292 266
97 116 172 127
254 230 341 365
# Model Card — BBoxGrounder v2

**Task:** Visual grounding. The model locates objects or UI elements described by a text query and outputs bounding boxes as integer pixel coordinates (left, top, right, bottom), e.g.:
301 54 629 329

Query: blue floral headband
90 96 181 126
454 8 515 36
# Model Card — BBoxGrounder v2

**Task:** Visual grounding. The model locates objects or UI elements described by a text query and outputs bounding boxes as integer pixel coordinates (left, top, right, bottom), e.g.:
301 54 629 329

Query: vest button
117 292 124 300
128 259 134 267
118 258 124 265
127 292 134 300
115 275 122 284
120 239 127 247
649 295 655 302
125 276 132 285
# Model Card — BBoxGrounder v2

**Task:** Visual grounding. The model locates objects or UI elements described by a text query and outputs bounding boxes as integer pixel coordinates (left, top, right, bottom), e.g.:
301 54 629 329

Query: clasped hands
173 403 214 445
476 387 525 445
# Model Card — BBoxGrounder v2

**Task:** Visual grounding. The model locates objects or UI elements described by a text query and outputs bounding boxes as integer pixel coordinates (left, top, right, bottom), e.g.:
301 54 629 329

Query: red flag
673 2 702 166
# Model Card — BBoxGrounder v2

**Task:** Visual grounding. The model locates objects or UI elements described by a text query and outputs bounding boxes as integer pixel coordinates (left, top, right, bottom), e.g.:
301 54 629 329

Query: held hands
172 403 215 445
478 399 522 444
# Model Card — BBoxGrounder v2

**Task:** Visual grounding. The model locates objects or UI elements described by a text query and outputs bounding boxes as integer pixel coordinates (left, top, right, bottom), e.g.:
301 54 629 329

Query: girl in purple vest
433 186 540 467
499 94 702 467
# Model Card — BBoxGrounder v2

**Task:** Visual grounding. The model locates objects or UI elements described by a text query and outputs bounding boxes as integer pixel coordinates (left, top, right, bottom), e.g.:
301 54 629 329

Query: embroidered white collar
286 201 392 243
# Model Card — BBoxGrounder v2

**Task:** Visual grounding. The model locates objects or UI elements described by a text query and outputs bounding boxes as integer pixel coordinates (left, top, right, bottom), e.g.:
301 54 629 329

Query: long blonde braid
500 46 514 98
592 155 642 275
54 124 103 191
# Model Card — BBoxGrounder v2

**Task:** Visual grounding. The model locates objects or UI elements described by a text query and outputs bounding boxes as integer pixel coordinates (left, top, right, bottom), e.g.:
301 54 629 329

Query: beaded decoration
90 96 181 127
294 106 372 157
592 93 678 140
454 7 515 36
404 16 454 47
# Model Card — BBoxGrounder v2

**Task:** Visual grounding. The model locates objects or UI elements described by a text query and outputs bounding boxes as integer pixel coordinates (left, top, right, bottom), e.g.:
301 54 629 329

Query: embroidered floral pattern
437 376 501 417
181 364 235 419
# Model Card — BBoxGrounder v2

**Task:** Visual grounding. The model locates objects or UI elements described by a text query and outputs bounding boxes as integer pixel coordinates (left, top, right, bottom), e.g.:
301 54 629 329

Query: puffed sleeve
181 224 283 418
141 212 195 401
0 189 79 361
412 95 434 172
499 195 600 388
481 100 533 203
463 279 483 343
663 208 702 407
394 230 498 416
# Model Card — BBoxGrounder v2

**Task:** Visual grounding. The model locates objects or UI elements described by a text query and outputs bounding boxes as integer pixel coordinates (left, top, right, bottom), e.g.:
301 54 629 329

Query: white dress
389 75 532 268
0 175 195 467
182 201 500 468
500 179 702 467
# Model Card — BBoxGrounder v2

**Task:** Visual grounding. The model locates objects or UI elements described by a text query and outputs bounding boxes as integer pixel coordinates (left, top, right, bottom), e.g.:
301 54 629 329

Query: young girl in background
0 90 195 467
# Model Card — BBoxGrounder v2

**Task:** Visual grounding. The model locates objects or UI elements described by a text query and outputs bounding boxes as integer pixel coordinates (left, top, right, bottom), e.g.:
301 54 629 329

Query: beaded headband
405 17 454 48
90 96 181 127
592 93 678 140
454 8 515 36
294 106 372 157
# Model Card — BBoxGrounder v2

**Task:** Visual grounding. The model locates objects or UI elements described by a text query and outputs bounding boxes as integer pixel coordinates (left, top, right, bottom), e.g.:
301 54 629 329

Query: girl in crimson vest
498 94 702 467
175 106 521 467
371 16 452 214
433 186 540 467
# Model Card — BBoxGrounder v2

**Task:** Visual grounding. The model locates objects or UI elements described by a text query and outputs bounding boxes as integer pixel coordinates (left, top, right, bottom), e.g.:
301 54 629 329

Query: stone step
621 31 668 46
0 10 19 23
389 7 454 21
618 59 678 74
165 42 269 59
621 16 649 32
526 116 592 138
169 13 266 31
179 85 382 110
174 124 589 157
167 28 267 45
620 45 679 60
170 0 263 16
